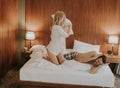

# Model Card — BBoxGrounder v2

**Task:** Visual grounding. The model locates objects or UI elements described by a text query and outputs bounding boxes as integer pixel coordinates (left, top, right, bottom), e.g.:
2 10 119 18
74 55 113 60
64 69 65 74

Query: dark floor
0 67 120 88
0 68 19 88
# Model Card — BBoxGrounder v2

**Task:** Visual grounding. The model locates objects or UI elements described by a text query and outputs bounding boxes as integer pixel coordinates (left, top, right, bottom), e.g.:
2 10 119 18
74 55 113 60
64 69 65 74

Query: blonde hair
53 11 66 28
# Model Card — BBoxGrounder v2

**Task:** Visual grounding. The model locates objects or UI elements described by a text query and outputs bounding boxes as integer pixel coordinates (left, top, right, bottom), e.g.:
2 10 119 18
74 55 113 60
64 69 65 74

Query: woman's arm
64 25 70 34
89 65 102 74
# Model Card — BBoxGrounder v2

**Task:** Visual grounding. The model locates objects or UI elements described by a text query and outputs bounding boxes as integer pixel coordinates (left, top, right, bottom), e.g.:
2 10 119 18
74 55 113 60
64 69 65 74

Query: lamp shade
108 35 118 44
26 32 35 40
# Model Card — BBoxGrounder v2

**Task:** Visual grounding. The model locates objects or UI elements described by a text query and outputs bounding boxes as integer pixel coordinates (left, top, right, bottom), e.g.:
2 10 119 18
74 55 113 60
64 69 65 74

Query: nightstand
20 51 32 67
106 55 120 63
106 55 120 73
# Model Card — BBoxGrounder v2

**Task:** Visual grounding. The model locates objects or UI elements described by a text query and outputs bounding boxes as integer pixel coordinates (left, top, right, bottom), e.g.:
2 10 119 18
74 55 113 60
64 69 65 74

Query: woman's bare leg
75 51 98 62
57 53 65 64
47 48 59 65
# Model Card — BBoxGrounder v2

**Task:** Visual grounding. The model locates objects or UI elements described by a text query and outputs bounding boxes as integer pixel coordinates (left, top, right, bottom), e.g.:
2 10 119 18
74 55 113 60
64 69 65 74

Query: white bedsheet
20 51 115 87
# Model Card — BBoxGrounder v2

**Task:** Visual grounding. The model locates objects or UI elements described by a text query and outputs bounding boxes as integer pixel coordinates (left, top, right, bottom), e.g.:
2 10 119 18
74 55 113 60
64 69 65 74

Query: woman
46 11 70 64
50 12 73 55
63 51 108 74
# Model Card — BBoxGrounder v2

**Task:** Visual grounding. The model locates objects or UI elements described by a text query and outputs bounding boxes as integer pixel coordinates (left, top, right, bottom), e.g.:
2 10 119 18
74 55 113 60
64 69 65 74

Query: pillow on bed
73 40 100 53
30 45 47 54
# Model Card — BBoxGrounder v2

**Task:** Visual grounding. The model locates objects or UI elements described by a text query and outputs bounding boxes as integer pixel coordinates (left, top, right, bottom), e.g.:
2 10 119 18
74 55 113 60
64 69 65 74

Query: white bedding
20 51 115 87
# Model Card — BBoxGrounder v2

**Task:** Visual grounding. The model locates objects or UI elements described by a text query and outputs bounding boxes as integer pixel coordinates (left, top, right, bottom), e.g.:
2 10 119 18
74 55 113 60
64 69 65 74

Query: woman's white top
47 25 68 55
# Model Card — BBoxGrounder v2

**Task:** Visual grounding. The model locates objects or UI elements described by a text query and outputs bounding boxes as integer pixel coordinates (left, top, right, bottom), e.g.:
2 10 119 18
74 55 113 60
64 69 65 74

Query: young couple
45 11 108 74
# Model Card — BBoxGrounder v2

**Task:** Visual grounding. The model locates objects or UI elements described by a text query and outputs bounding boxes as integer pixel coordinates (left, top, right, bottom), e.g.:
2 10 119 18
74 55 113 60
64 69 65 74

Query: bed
18 50 115 88
18 41 115 88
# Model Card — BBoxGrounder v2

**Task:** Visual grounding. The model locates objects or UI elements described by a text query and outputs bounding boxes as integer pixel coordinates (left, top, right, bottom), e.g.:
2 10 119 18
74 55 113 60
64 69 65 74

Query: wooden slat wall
0 0 18 75
26 0 120 54
0 0 2 75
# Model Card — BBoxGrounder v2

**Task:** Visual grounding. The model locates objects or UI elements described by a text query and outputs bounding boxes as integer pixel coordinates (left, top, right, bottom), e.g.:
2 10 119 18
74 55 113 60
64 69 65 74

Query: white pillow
30 45 47 54
73 40 100 53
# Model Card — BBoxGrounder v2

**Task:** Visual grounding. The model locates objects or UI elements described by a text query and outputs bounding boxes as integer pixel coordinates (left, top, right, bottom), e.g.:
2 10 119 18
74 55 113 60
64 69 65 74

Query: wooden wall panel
0 0 18 76
26 0 120 54
0 0 2 75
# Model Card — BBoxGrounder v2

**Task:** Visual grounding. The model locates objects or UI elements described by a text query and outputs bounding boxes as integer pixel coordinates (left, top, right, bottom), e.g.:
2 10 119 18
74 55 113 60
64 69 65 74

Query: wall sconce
108 35 119 56
26 32 35 49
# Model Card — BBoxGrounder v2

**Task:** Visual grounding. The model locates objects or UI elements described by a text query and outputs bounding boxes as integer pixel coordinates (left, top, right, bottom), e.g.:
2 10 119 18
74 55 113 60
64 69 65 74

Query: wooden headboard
25 0 120 55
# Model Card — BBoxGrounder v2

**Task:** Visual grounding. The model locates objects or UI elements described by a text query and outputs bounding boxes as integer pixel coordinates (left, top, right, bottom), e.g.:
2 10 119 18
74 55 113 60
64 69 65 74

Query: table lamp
108 35 119 56
26 32 35 49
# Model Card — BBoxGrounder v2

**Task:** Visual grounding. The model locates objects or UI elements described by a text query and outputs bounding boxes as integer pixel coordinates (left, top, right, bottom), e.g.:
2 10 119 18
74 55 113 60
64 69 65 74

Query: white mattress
20 51 115 87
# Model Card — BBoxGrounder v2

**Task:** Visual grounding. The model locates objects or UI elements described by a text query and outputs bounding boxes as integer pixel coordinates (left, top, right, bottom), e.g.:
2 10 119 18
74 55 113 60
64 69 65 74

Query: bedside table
106 55 120 73
106 55 120 63
20 51 32 66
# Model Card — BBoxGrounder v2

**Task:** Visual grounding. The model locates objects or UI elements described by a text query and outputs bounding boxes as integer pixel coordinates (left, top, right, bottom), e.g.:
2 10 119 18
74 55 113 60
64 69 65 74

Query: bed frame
17 80 112 88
